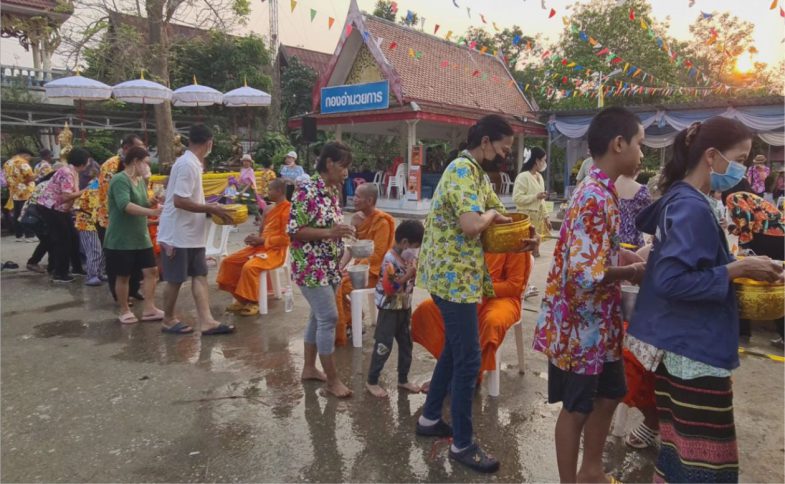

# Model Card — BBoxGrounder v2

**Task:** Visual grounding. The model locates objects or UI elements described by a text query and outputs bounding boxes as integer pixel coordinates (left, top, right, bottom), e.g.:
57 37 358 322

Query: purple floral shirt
38 166 78 212
533 167 623 375
287 174 344 288
618 184 652 248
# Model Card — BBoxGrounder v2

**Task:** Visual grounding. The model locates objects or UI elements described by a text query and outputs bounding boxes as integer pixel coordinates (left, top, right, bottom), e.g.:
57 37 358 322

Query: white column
334 124 343 142
405 120 419 166
516 133 526 173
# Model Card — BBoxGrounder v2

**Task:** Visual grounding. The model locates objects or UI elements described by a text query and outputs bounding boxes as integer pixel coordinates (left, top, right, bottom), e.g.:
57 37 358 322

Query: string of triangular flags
770 0 785 18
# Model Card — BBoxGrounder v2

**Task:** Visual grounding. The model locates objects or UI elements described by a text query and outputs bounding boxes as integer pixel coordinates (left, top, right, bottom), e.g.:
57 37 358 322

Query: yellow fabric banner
149 171 270 199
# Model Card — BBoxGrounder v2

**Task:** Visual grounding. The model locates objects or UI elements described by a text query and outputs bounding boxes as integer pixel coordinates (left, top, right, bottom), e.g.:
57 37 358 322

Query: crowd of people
2 107 784 482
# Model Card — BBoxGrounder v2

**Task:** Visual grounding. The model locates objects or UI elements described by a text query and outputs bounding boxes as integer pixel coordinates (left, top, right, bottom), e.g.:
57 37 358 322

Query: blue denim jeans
422 296 481 449
300 283 339 355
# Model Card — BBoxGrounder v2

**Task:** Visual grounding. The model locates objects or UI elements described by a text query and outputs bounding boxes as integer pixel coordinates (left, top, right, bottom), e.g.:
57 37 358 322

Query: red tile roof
279 45 331 77
3 0 61 10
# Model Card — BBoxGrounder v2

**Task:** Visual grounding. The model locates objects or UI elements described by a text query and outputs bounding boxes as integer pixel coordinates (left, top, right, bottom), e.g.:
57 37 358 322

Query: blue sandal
202 324 235 336
161 321 193 334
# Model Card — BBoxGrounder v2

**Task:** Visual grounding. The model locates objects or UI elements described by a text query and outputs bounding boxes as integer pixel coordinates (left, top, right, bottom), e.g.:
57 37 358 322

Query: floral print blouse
533 167 623 375
97 155 120 228
257 168 277 198
38 165 78 213
747 164 770 195
416 150 505 304
618 184 652 248
74 180 100 232
287 174 344 288
727 191 785 244
3 156 35 201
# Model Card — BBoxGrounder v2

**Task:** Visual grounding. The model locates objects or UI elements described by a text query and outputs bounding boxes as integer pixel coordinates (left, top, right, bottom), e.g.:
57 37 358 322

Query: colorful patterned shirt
38 165 78 213
287 173 344 288
533 167 623 375
280 164 305 180
97 155 120 228
34 161 53 180
74 179 100 232
375 249 414 310
416 150 505 304
3 156 35 201
257 168 277 198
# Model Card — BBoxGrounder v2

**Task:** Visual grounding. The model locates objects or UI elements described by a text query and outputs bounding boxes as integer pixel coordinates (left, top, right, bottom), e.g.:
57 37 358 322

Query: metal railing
0 65 70 89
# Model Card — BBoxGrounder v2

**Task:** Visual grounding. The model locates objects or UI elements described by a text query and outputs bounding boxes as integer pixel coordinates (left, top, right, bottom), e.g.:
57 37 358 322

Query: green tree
280 56 318 124
398 9 419 27
372 0 396 21
169 32 271 92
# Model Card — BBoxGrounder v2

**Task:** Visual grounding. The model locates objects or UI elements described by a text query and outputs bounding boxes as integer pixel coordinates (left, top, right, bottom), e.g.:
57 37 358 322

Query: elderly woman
415 115 538 474
628 117 783 482
104 146 163 324
36 147 90 283
288 142 355 398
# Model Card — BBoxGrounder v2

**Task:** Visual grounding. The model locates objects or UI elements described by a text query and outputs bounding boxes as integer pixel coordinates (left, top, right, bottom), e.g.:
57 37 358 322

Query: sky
2 0 784 71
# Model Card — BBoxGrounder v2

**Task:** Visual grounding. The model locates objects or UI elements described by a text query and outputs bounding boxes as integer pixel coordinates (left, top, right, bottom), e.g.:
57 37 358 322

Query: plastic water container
284 286 294 313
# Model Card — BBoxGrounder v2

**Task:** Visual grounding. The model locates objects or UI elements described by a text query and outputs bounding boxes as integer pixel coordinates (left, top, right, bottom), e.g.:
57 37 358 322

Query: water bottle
284 286 294 313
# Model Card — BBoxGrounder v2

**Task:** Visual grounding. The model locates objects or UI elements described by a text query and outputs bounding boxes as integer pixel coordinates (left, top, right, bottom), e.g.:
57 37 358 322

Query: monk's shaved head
268 178 288 202
355 183 379 203
269 178 287 192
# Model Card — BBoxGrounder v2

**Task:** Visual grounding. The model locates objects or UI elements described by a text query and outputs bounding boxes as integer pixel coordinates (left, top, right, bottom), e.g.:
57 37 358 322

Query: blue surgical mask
710 152 747 192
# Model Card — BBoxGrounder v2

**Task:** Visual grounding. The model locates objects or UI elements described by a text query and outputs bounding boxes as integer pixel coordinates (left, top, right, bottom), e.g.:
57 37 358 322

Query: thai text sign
320 80 389 114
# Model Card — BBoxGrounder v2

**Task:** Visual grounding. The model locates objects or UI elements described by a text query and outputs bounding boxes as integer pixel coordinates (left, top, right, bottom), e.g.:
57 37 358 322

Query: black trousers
97 225 141 300
27 226 49 265
13 200 34 238
37 207 74 278
367 308 413 385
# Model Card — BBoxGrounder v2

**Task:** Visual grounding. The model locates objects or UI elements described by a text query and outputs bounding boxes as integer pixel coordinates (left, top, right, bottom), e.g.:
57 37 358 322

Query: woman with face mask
104 146 164 324
415 115 539 474
626 117 783 483
512 146 550 258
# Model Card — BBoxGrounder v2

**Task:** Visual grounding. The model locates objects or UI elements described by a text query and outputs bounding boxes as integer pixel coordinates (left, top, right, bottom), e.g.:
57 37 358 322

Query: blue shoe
85 276 102 286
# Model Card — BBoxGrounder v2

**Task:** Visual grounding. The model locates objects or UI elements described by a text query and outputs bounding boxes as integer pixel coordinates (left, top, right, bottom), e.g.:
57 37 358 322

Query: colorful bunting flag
701 11 713 20
579 31 588 42
492 22 500 31
480 14 487 24
771 0 779 9
310 8 316 21
391 1 398 13
446 30 453 40
596 47 610 56
434 24 440 34
346 24 352 36
389 41 397 50
328 17 335 29
405 10 414 23
640 19 647 29
480 46 488 54
513 34 521 44
548 8 556 18
408 48 415 58
290 0 297 12
629 8 635 20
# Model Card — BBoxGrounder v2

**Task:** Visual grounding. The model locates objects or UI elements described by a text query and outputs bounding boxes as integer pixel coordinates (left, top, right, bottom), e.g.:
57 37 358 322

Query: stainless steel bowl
621 285 639 321
347 240 374 258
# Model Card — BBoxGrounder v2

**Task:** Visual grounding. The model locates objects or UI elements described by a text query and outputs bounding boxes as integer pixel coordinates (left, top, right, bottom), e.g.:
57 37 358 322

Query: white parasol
223 80 272 147
172 77 223 107
44 72 112 139
113 72 173 143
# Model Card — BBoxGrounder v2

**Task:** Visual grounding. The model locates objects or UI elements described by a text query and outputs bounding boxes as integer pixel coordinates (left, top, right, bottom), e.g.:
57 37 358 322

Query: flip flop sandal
625 422 659 449
202 324 235 335
118 312 139 324
239 305 259 316
226 302 245 312
161 321 194 334
141 309 165 321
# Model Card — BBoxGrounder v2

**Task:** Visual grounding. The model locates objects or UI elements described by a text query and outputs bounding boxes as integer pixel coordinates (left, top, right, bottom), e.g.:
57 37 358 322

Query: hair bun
685 122 701 147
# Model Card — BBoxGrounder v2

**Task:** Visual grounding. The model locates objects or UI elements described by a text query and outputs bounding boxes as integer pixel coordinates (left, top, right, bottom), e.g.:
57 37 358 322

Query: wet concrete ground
2 225 784 483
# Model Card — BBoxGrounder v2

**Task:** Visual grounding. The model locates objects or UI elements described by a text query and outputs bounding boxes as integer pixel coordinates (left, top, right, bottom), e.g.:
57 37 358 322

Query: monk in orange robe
335 183 395 345
411 252 532 376
217 179 291 316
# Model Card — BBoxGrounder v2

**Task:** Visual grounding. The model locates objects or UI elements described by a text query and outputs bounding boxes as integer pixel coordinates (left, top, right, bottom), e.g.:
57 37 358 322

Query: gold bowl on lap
482 213 531 253
211 204 248 225
734 277 785 321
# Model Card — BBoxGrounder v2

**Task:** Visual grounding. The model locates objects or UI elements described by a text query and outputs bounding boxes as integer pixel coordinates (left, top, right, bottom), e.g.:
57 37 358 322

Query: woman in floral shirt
37 147 90 283
416 115 538 474
288 142 355 398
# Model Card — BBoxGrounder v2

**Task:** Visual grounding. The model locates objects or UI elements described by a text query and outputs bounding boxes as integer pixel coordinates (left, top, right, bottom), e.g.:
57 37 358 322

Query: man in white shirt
158 124 234 335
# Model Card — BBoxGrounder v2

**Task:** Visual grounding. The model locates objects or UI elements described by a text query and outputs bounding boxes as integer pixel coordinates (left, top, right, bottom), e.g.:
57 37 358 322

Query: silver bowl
621 285 639 321
347 240 374 258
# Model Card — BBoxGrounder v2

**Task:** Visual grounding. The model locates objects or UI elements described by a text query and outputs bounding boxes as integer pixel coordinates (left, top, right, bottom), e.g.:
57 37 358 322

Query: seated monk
411 252 532 382
217 179 291 316
335 183 395 345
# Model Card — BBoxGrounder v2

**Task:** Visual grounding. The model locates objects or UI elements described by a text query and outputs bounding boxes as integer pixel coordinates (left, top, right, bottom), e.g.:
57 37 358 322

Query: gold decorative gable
346 44 383 85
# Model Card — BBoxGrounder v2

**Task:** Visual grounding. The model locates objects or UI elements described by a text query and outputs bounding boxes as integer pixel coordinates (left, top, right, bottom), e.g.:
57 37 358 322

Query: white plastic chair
385 164 407 199
487 320 526 397
350 288 377 348
500 172 514 195
372 171 384 188
205 221 232 260
257 249 292 315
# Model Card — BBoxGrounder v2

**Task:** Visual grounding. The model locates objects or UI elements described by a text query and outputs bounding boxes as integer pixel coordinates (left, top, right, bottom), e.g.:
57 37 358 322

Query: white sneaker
25 237 38 243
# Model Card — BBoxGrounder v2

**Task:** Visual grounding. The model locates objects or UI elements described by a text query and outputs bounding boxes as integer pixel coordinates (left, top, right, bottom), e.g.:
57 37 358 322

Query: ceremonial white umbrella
113 72 172 143
44 72 112 139
172 77 223 107
223 81 272 146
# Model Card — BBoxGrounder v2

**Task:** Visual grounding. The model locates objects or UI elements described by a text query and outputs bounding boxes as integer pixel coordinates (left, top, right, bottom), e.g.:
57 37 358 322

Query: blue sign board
320 80 389 114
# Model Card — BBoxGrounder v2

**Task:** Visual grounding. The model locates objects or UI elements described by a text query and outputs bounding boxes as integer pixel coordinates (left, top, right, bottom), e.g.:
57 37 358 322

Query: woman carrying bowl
628 117 783 483
415 115 539 473
288 142 355 398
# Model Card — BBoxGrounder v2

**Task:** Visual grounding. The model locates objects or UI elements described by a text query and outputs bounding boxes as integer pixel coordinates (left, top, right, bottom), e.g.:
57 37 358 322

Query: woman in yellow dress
513 146 550 258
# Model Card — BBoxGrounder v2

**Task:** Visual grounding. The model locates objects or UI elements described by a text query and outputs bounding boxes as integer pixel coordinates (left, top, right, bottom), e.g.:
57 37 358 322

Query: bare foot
366 383 388 398
420 380 431 393
398 382 421 393
200 319 222 332
301 367 327 382
324 380 353 398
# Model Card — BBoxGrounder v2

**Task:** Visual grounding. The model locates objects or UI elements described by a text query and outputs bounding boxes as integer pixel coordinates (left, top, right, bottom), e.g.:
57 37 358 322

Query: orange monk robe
216 200 292 303
411 252 532 372
335 209 396 345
